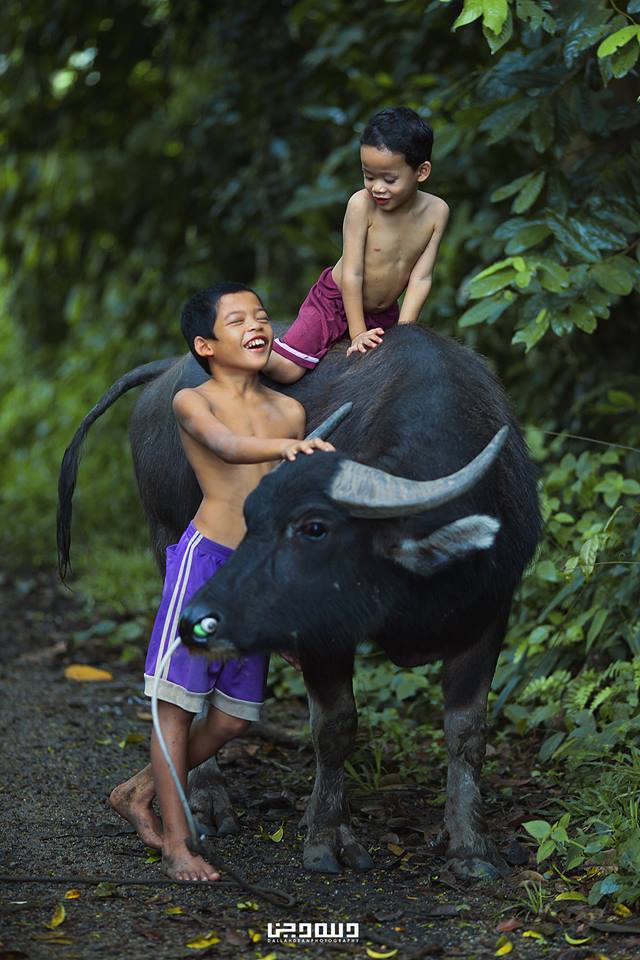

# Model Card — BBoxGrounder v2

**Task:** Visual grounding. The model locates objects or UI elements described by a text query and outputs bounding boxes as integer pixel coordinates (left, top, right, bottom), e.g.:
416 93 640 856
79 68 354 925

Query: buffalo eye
297 520 329 541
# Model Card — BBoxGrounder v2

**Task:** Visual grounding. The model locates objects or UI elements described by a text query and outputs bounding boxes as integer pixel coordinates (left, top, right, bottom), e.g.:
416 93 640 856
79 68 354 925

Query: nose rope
151 637 297 908
152 637 202 850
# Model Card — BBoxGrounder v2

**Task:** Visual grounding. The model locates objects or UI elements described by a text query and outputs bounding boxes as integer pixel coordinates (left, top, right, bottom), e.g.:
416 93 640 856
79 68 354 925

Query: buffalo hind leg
440 608 510 879
303 656 373 874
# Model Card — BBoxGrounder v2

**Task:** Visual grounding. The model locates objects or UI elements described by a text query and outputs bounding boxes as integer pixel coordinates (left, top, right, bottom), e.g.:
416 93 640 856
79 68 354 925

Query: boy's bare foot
162 843 220 882
109 778 163 850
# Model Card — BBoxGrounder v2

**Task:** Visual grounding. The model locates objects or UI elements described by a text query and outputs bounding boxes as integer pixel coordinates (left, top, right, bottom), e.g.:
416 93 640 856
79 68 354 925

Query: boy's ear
194 335 215 360
417 160 431 183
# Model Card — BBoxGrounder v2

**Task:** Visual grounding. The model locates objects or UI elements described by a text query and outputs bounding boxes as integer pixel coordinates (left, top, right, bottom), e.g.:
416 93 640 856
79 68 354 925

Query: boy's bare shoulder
346 189 374 216
173 382 215 412
419 191 450 223
266 386 305 424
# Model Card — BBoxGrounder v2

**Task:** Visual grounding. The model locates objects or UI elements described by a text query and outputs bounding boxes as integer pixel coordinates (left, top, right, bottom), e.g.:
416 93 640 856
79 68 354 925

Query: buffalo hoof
188 764 240 838
189 796 240 838
304 826 373 874
447 855 509 881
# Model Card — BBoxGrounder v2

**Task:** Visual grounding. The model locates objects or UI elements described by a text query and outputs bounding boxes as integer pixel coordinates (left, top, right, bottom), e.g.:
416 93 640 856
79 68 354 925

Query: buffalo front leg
441 611 510 879
187 755 240 837
302 657 373 874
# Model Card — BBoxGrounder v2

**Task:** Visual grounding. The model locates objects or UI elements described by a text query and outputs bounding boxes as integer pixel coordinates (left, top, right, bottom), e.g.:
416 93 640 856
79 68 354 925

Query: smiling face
360 144 430 212
194 290 273 372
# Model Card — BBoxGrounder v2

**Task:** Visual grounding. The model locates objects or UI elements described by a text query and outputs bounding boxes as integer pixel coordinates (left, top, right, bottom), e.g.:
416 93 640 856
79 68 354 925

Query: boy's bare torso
177 380 302 548
332 189 443 312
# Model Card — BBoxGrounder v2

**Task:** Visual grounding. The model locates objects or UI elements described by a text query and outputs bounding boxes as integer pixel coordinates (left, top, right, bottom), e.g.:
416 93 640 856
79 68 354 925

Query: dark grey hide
57 324 541 878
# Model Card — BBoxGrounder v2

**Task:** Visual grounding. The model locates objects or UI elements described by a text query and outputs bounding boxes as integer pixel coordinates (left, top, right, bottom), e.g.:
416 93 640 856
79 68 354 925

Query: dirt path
0 570 636 959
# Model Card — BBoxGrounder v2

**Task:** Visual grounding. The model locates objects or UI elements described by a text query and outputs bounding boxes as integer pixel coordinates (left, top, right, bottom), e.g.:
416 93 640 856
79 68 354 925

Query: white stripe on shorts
151 529 203 681
273 337 320 365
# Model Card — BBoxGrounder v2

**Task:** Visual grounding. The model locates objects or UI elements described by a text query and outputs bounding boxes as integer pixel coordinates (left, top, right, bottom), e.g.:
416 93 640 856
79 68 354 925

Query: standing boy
266 106 449 382
110 282 333 881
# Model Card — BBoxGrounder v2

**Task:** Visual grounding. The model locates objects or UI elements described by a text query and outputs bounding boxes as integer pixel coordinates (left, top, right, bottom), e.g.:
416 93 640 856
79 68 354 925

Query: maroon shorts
271 267 400 370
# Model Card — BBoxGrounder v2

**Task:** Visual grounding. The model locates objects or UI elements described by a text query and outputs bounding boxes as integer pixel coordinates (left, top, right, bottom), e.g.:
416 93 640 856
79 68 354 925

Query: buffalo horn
305 401 353 441
272 401 353 472
327 425 509 518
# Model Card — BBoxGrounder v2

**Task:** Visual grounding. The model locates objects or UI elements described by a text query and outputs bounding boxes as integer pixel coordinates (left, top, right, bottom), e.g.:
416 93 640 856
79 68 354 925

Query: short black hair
360 107 433 167
180 282 262 373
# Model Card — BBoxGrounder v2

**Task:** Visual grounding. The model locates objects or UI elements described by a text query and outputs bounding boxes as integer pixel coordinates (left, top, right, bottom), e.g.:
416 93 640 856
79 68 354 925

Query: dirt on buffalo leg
440 608 511 879
302 653 373 874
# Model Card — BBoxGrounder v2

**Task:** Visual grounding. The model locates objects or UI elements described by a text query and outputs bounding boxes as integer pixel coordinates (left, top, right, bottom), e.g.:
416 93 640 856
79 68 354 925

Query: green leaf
469 268 518 297
535 559 559 582
482 0 509 35
523 820 552 841
588 875 621 905
483 9 513 52
491 173 532 203
504 224 551 254
512 171 546 214
452 0 483 31
586 609 608 650
458 294 513 328
612 40 640 77
597 25 640 59
480 99 537 144
568 304 597 334
512 308 549 351
539 731 566 762
591 258 636 296
579 537 600 579
530 104 554 153
537 838 556 862
535 257 570 292
515 0 556 34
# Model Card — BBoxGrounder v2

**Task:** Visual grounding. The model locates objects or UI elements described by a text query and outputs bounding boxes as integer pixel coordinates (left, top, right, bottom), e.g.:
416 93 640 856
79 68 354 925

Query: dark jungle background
2 0 639 906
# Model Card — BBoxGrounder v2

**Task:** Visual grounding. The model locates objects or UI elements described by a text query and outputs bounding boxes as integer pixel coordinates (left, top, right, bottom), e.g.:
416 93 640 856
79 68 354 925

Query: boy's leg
263 351 305 384
109 707 249 848
109 765 162 849
189 705 251 762
151 699 220 882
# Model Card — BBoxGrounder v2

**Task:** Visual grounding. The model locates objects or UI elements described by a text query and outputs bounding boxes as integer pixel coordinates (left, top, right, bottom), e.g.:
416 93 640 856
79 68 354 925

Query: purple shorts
271 267 400 370
143 522 269 719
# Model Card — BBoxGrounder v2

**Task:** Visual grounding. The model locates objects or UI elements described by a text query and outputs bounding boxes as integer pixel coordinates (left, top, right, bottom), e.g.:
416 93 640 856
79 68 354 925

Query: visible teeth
246 338 266 348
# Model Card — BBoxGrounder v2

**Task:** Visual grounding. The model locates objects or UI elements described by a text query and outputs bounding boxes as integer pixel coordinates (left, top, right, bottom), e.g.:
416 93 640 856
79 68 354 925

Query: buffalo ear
383 515 500 576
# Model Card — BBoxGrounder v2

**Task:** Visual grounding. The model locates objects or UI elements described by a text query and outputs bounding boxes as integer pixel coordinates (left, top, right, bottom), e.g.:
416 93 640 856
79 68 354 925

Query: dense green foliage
1 0 639 901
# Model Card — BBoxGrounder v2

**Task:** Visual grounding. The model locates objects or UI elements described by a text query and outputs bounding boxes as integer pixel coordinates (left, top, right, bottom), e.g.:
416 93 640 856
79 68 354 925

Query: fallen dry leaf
186 931 221 949
44 903 65 929
64 664 113 682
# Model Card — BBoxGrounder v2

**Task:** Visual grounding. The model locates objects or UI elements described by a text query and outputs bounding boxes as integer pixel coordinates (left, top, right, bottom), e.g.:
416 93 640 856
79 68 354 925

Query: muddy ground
1 569 638 960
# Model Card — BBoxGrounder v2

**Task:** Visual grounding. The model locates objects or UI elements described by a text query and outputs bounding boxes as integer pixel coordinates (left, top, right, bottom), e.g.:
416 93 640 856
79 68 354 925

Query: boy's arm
173 390 331 463
398 200 449 325
340 193 373 344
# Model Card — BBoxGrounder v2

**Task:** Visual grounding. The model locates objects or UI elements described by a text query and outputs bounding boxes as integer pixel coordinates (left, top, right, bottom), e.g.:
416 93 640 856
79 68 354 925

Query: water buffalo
58 323 541 878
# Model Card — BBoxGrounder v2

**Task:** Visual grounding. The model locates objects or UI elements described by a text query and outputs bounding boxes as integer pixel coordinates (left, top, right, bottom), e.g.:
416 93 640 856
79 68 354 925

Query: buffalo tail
57 358 176 580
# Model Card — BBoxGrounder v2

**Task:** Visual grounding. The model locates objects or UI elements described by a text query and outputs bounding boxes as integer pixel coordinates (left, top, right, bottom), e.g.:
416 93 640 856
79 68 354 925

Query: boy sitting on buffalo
265 106 449 382
110 282 332 882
